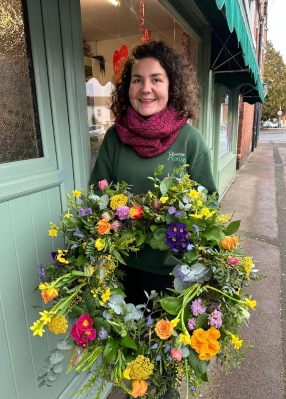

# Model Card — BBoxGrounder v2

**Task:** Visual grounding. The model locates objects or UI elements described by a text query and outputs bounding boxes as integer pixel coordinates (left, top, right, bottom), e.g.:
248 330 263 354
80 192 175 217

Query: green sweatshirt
89 123 218 274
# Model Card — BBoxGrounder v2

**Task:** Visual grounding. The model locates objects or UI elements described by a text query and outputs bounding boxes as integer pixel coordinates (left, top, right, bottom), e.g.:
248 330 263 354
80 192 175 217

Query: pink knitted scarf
115 106 188 158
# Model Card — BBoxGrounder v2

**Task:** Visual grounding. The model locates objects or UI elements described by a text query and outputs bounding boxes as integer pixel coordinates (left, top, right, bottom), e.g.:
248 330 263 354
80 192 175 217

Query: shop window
219 88 233 158
0 0 42 164
80 0 198 166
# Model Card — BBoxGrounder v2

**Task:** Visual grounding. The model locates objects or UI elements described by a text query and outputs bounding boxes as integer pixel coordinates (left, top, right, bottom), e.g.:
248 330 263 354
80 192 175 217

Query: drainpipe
251 0 266 151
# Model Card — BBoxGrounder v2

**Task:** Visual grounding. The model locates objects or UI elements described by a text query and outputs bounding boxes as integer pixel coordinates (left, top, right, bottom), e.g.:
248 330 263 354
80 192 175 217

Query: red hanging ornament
139 0 151 42
113 44 128 82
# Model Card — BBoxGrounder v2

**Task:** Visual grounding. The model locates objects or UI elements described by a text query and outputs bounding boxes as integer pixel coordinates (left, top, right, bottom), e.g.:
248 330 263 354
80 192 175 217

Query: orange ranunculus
129 205 143 219
131 380 148 398
208 326 221 342
220 235 239 250
191 327 221 361
97 218 112 235
155 319 174 340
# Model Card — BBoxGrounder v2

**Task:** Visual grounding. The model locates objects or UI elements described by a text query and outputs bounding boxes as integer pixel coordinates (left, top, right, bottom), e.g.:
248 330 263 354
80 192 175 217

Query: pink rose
171 348 183 361
98 179 108 191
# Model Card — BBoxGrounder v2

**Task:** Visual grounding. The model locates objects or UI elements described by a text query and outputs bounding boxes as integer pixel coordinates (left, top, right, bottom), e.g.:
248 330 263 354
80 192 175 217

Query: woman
90 40 218 306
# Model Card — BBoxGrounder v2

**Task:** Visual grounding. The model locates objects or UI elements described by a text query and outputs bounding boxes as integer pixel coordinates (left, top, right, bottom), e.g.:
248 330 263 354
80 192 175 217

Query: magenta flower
171 348 183 361
98 179 108 190
70 314 96 347
76 314 93 330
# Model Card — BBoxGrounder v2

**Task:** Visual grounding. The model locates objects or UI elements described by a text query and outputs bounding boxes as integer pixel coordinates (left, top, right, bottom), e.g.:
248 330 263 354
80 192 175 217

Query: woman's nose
141 80 152 93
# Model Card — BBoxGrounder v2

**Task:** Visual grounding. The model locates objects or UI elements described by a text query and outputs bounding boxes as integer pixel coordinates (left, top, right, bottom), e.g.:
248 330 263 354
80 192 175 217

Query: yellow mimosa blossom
95 238 105 251
101 288 111 304
30 320 45 337
230 334 243 350
243 257 253 276
48 229 57 237
85 265 95 275
72 189 81 198
216 214 232 224
110 194 128 210
126 355 154 380
171 318 180 327
245 296 257 309
179 333 191 345
160 197 168 204
47 315 68 334
123 368 131 380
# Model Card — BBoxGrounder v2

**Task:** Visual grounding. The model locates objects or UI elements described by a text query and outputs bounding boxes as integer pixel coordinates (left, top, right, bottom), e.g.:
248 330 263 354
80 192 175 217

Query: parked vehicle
88 124 105 137
262 121 278 128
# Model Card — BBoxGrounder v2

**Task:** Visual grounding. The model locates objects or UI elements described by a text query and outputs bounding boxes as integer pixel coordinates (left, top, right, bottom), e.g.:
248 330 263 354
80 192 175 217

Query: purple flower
187 318 196 331
155 355 162 361
168 206 176 215
146 315 152 326
86 208 92 215
37 263 45 282
208 309 222 328
175 211 182 218
191 299 206 316
151 343 158 350
166 222 190 253
111 220 121 230
116 206 130 220
167 356 172 361
190 386 196 392
98 328 108 339
78 208 86 217
164 344 171 353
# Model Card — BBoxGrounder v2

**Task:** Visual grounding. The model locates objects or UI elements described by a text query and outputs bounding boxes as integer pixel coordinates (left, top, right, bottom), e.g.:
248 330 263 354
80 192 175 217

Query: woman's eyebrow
131 73 165 78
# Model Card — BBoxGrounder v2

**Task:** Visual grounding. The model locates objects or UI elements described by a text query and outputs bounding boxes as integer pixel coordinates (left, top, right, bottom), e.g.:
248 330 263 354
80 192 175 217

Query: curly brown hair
110 40 200 119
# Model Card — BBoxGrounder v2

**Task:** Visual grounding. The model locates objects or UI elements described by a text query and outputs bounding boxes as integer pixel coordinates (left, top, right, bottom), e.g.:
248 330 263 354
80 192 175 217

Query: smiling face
128 57 169 117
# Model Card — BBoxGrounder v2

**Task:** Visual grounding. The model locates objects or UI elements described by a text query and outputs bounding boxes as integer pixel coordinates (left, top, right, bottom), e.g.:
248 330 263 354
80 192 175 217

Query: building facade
0 1 264 398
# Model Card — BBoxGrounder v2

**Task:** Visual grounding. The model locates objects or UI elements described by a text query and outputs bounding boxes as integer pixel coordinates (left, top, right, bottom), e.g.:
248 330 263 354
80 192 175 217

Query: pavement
106 133 286 399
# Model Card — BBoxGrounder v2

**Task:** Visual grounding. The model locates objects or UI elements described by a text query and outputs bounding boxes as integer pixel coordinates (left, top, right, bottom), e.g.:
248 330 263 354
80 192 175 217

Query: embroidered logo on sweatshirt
167 151 186 163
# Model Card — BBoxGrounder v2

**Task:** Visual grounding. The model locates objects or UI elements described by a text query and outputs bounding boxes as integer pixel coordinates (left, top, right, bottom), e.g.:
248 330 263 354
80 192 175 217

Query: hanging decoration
139 0 151 42
113 44 128 82
181 31 191 62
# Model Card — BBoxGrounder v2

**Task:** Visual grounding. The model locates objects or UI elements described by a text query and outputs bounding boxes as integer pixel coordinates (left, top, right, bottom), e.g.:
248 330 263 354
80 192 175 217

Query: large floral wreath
30 165 261 399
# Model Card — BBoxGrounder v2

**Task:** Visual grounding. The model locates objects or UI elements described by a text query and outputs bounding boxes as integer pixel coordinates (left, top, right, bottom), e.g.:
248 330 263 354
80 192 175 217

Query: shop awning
195 0 265 104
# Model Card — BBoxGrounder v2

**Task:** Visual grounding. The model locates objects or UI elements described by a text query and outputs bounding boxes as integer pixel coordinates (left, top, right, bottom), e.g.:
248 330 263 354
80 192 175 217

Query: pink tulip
98 179 108 190
171 348 183 361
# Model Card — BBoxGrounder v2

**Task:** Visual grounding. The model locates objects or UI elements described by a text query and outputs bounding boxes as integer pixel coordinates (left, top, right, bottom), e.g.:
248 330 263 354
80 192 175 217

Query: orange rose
130 206 143 219
155 319 174 340
190 327 221 360
220 235 239 250
131 380 148 398
97 218 112 235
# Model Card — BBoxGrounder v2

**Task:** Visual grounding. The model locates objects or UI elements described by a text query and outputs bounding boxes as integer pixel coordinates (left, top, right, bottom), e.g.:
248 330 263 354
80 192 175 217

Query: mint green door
0 0 107 398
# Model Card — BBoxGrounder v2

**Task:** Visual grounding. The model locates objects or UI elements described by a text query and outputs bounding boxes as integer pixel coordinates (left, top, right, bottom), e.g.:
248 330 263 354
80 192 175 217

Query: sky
267 0 286 63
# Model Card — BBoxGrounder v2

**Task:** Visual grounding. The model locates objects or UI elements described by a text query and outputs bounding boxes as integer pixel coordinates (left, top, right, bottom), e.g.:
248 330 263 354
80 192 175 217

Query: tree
261 41 286 121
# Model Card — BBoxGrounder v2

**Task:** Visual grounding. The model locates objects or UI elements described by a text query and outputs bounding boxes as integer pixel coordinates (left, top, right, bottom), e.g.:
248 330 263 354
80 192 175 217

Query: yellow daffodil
39 310 53 324
123 368 131 380
30 321 45 337
64 212 73 218
230 334 243 350
48 229 57 237
245 296 257 309
179 333 191 345
171 318 180 327
95 238 105 251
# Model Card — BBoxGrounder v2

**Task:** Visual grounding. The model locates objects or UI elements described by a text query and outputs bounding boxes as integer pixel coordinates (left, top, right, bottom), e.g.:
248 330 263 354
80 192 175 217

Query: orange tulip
220 235 239 250
131 380 148 398
130 205 143 219
155 319 174 340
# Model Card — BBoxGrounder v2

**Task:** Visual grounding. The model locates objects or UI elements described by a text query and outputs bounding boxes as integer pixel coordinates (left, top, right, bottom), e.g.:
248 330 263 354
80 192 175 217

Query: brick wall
237 98 255 169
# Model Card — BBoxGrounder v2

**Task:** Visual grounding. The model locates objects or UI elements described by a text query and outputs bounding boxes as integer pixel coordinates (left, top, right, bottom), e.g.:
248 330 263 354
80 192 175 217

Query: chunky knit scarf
115 106 188 158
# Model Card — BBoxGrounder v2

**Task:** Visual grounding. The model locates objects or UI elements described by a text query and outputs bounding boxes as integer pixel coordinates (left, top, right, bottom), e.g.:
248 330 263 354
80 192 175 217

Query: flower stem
185 358 189 399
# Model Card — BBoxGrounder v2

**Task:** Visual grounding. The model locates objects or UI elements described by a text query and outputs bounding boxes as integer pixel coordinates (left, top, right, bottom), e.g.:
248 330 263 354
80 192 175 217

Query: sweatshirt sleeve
89 127 116 195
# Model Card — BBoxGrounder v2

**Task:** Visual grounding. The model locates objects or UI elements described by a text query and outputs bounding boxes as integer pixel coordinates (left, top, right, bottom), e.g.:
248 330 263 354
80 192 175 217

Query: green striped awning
195 0 265 104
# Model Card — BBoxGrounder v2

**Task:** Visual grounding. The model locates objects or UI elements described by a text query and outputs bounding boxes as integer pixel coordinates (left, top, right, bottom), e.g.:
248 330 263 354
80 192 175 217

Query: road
259 128 286 141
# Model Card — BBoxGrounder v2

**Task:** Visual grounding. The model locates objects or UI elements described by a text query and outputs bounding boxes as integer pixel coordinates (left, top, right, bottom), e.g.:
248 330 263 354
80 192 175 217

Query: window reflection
219 88 232 158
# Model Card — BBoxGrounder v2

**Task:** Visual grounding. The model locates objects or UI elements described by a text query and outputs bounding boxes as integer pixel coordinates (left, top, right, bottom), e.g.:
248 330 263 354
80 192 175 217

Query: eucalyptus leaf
38 367 49 377
160 179 175 196
53 363 64 373
37 380 46 388
98 194 109 210
56 340 73 350
50 351 65 364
